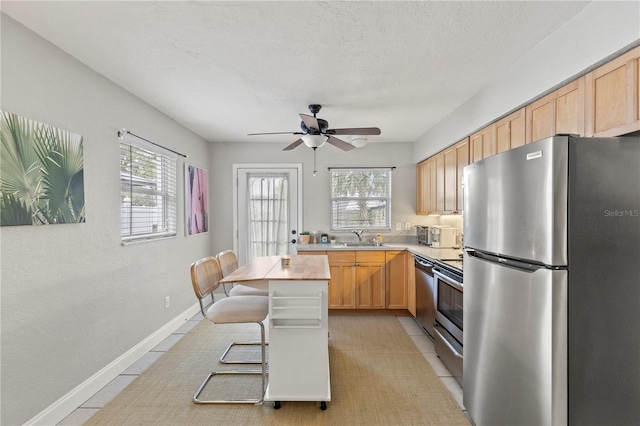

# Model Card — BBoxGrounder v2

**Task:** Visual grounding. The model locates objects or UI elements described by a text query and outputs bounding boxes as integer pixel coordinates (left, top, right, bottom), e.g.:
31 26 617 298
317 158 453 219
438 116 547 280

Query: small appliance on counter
431 226 458 248
417 225 459 247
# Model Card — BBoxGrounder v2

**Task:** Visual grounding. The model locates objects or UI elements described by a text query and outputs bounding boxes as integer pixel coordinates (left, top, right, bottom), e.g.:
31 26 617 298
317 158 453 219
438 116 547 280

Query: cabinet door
526 78 585 143
434 153 445 213
495 108 525 153
386 251 408 309
355 251 385 309
470 126 496 162
585 46 640 137
455 138 469 213
327 251 356 309
443 148 457 213
416 160 430 215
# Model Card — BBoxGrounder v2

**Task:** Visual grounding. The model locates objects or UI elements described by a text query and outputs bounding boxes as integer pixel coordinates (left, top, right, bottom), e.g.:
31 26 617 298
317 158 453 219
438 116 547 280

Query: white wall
209 140 424 255
0 15 211 425
414 1 640 161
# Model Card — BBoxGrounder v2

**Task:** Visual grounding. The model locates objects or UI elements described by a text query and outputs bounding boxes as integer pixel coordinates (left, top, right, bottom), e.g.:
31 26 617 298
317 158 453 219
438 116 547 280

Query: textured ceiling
2 1 590 145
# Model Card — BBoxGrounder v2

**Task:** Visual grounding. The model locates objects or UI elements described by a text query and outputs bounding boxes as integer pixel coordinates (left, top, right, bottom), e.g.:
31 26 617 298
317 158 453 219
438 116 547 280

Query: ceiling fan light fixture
351 136 368 148
302 134 328 148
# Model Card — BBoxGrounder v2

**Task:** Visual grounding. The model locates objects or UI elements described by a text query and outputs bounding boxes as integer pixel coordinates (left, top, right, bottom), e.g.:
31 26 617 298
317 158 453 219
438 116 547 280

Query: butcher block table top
219 255 331 284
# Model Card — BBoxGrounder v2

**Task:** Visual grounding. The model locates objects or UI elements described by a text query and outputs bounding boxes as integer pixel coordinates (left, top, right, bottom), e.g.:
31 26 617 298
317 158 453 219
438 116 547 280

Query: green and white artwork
0 111 85 226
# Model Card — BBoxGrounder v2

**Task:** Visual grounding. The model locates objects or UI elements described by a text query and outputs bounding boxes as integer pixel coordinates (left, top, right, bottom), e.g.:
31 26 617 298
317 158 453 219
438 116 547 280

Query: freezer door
463 136 569 266
463 251 567 426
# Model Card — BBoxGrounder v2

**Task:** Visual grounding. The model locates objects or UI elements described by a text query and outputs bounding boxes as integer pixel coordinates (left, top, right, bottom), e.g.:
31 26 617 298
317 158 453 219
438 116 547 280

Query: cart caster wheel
320 401 327 410
273 401 281 410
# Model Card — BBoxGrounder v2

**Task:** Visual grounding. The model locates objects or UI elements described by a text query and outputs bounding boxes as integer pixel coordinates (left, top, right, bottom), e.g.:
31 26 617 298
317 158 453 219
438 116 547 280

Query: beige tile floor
57 314 465 425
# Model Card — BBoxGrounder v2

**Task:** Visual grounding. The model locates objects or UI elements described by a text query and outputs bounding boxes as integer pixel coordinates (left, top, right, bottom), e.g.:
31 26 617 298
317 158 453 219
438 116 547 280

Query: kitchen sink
334 242 386 247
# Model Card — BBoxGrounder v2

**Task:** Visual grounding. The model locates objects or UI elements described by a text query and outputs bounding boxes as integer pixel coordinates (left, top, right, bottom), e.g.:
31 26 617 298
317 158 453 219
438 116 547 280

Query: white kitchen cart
265 280 330 410
218 255 331 410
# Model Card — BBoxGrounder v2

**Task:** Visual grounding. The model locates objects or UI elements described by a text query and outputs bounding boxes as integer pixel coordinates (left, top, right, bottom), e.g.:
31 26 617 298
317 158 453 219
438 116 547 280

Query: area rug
86 315 469 425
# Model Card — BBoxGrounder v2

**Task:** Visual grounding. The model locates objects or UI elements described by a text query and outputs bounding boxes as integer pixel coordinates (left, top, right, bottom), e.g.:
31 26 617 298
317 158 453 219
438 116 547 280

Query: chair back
190 256 223 300
217 250 239 277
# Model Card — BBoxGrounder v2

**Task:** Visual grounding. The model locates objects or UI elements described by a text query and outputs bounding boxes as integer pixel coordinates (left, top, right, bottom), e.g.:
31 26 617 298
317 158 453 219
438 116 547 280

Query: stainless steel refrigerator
463 135 640 426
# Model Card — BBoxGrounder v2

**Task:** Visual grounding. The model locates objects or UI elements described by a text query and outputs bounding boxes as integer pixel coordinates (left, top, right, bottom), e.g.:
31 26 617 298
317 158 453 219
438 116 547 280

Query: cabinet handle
353 263 360 267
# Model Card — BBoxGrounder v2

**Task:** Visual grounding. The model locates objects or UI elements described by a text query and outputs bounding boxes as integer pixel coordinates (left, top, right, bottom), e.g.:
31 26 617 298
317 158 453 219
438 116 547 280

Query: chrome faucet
352 228 366 242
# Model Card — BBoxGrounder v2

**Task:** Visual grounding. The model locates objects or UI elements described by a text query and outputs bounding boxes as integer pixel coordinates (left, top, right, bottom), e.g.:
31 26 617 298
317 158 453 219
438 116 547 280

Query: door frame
232 163 303 262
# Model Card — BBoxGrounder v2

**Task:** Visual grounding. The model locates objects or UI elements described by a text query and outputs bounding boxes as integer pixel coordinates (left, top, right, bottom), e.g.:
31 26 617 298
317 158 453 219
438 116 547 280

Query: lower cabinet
386 250 409 309
298 249 412 311
354 251 386 309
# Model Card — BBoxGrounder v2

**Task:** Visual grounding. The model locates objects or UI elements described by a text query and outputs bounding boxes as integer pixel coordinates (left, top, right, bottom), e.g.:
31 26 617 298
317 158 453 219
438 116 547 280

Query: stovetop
439 259 463 273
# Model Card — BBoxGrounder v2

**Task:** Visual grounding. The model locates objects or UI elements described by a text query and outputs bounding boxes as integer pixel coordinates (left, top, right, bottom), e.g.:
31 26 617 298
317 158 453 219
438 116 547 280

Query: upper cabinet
585 46 640 137
526 78 585 144
470 125 496 162
417 138 468 215
454 138 469 213
496 108 526 153
416 46 640 216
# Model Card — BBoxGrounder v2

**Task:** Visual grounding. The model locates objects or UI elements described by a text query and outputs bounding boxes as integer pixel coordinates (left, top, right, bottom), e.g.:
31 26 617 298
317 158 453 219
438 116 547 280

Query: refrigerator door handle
466 249 545 273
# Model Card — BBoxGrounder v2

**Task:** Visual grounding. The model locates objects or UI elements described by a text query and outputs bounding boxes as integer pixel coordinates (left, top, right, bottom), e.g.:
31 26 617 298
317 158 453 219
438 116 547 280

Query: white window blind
120 137 177 242
330 168 392 231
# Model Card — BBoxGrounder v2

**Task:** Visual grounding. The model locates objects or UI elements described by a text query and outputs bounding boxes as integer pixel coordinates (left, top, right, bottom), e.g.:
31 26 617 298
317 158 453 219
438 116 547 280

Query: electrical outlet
404 222 411 230
395 222 402 231
164 296 170 309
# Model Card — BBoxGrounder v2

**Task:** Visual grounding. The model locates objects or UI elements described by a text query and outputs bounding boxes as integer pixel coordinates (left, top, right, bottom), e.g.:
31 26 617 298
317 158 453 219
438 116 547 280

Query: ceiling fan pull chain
313 147 317 177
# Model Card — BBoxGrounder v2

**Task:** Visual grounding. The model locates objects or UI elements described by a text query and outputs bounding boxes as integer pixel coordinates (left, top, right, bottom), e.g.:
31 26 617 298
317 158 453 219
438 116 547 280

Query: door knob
290 239 297 244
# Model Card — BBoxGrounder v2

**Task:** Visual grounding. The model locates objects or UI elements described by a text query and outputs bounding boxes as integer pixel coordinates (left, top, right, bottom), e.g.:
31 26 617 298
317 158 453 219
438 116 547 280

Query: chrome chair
190 256 267 404
216 250 270 365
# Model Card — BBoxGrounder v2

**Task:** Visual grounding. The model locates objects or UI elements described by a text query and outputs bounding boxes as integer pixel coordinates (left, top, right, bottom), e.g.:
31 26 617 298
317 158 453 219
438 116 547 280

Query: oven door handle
433 324 463 359
433 270 464 292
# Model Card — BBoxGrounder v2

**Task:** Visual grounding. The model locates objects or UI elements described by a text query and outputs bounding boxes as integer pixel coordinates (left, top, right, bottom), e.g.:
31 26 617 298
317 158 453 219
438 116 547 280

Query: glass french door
234 165 301 264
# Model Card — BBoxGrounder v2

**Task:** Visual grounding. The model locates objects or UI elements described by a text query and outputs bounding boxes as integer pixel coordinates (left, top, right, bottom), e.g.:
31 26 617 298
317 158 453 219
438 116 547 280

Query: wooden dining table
219 254 332 410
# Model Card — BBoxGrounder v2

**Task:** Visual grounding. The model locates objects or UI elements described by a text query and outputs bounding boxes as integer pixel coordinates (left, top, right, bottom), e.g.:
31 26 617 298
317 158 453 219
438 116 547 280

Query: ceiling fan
248 104 381 151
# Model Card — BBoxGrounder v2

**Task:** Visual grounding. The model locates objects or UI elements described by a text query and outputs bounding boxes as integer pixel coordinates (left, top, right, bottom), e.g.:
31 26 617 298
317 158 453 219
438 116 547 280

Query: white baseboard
25 303 201 426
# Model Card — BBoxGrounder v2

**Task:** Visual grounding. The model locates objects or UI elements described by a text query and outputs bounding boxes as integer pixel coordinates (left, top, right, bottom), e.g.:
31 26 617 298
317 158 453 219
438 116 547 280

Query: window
120 137 177 242
330 168 392 231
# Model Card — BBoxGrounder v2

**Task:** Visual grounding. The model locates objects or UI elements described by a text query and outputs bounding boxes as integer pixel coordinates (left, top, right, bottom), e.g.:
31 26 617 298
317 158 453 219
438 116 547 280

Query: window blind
120 137 177 242
330 168 392 230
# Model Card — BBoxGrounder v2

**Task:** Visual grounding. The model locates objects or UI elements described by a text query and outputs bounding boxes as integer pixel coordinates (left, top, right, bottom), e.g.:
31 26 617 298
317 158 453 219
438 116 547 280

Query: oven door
434 268 463 344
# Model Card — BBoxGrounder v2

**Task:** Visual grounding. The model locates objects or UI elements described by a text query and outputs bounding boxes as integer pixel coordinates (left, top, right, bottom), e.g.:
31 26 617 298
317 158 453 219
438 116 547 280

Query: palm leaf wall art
0 110 85 226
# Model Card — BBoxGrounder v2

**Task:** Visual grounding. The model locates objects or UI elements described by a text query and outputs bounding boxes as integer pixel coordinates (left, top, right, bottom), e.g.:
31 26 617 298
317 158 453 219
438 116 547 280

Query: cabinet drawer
328 251 356 263
297 251 326 256
356 251 385 263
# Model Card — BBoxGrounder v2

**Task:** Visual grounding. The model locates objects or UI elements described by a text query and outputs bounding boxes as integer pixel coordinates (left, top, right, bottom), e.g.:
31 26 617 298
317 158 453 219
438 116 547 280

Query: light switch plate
395 222 402 231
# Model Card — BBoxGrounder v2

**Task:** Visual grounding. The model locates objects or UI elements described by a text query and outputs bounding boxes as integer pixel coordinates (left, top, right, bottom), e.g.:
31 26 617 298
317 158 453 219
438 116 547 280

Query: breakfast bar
219 255 332 410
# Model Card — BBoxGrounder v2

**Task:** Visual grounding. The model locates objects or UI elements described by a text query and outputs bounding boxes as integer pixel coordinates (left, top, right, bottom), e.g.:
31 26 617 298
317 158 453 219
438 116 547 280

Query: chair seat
205 295 268 324
229 285 269 297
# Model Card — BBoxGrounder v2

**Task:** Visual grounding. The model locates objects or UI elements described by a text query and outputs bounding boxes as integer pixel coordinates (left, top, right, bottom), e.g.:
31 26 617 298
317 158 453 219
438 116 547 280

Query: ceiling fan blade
326 127 381 136
283 138 304 151
299 114 320 132
248 131 303 136
327 135 355 151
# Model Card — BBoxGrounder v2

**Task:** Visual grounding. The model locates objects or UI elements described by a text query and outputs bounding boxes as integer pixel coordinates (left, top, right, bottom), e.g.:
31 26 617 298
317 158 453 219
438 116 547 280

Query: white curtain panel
246 173 289 261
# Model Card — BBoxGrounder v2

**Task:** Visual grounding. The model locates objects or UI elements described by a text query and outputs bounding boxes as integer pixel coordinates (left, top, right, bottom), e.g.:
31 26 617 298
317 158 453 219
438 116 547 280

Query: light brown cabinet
386 251 409 310
585 46 640 137
526 78 585 144
443 147 457 213
355 251 386 309
327 251 357 309
455 138 469 212
298 250 386 309
495 108 526 153
470 125 496 162
298 250 414 312
417 138 468 215
416 159 430 215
